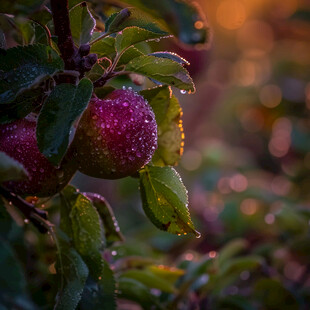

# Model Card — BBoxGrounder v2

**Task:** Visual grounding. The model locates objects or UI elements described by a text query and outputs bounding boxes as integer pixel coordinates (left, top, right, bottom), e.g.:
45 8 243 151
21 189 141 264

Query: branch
93 71 131 88
50 0 76 69
0 187 48 233
50 0 97 80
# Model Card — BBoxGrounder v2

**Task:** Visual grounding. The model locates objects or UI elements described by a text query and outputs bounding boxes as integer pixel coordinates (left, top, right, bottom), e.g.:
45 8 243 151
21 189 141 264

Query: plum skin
0 116 76 197
71 89 158 179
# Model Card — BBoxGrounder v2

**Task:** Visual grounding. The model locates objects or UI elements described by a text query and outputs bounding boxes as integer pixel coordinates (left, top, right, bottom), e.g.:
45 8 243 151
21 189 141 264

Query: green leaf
54 232 89 310
115 26 170 53
37 78 93 166
117 277 162 310
147 265 184 284
0 152 28 183
139 165 199 237
90 36 116 58
15 18 35 45
0 44 63 104
0 240 26 295
150 52 190 65
275 205 308 234
0 88 42 124
117 46 144 67
218 295 256 310
116 0 210 46
83 192 124 246
70 193 103 257
218 239 248 267
29 6 52 25
126 55 195 92
105 7 168 35
69 2 96 45
86 60 109 81
120 269 175 293
60 186 117 309
219 255 263 277
141 86 184 166
0 0 43 15
105 9 131 33
94 86 115 99
254 278 299 310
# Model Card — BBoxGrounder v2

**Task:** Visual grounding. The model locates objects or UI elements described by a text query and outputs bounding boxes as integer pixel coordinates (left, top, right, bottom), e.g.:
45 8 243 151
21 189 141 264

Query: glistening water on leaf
139 165 200 237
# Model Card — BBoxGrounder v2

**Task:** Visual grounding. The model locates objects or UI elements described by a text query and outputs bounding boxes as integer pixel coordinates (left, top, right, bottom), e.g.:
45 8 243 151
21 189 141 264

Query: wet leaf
115 26 170 53
139 165 199 236
115 0 210 46
69 1 96 45
0 44 63 104
141 86 184 166
90 36 116 58
54 232 89 310
83 192 124 246
105 7 168 35
117 277 162 310
126 55 195 92
37 78 93 166
60 186 116 310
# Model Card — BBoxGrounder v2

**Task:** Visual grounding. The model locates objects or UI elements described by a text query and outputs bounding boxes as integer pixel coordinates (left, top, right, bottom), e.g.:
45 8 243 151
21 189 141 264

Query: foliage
0 0 208 309
1 0 309 309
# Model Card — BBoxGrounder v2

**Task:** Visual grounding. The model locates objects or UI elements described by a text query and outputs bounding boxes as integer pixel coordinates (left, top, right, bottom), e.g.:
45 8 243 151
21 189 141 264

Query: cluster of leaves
0 0 209 309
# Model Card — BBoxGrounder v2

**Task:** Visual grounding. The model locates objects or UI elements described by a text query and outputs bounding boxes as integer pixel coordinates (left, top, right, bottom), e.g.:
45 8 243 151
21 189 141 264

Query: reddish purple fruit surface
0 116 76 197
71 89 157 179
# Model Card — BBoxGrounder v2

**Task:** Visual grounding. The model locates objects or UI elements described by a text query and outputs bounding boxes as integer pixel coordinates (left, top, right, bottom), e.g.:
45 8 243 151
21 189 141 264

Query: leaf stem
0 186 48 233
89 32 112 45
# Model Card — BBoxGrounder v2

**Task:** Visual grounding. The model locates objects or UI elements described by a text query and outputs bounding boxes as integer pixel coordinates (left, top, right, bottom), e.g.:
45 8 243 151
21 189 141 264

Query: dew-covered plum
70 89 157 179
0 115 76 197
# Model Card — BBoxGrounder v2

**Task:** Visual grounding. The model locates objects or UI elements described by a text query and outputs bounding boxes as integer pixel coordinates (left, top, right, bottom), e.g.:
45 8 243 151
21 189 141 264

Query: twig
50 0 97 80
50 0 76 69
93 70 131 88
0 186 48 233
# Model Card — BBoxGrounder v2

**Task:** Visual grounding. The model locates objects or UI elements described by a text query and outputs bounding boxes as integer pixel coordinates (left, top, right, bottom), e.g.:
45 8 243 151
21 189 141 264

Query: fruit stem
0 187 48 233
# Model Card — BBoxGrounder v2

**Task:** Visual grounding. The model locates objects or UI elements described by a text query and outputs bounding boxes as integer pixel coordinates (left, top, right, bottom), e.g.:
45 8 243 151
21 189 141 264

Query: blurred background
71 0 310 308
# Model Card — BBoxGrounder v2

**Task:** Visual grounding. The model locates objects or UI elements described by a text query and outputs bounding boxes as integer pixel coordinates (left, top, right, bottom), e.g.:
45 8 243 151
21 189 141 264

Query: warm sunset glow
216 0 247 30
260 84 282 108
240 198 259 215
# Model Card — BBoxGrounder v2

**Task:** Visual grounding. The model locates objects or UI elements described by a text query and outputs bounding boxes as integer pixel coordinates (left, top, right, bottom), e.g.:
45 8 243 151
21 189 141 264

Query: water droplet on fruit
122 102 129 107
